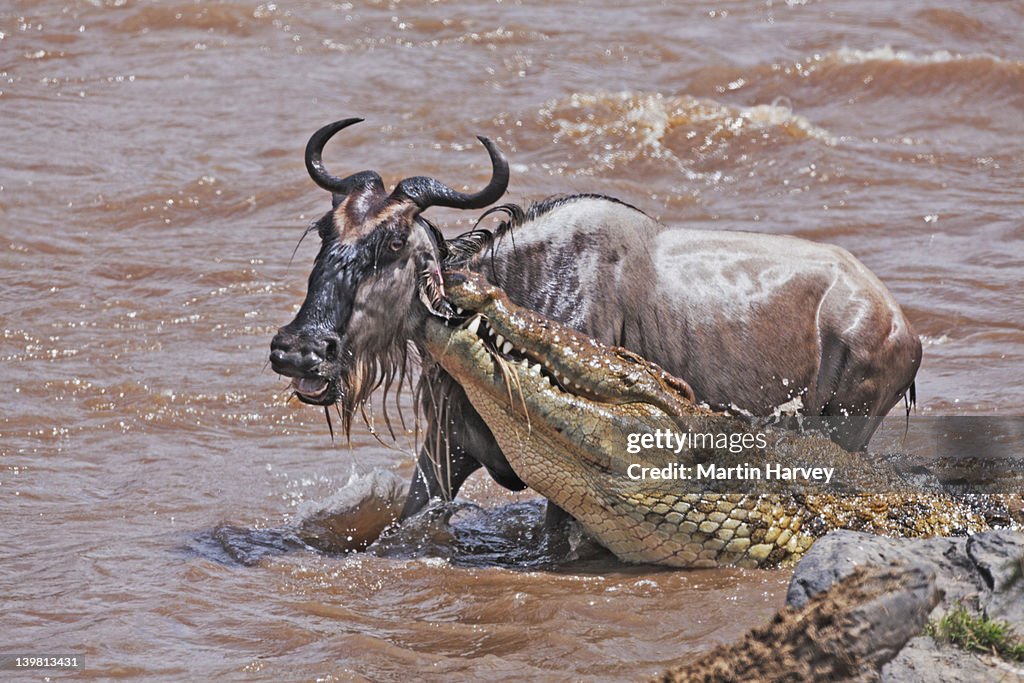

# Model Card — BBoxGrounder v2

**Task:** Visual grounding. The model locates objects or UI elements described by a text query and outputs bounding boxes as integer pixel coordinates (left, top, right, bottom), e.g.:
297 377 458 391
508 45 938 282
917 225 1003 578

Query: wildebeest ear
417 251 454 319
418 220 449 263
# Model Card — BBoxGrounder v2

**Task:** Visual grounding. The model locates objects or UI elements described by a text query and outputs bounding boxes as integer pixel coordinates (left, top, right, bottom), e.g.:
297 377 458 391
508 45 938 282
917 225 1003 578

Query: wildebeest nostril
322 335 340 361
270 331 294 356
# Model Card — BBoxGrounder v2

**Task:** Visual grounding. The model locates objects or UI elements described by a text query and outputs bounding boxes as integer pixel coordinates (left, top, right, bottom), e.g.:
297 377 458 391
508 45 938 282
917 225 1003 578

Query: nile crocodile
421 271 1006 568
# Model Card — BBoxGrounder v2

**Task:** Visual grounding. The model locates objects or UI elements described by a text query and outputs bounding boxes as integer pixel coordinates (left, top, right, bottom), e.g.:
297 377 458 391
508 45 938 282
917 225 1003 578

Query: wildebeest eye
389 235 406 251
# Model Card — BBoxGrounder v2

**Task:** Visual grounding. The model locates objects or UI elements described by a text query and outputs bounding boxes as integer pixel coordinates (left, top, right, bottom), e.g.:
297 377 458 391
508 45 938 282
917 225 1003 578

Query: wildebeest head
269 118 508 431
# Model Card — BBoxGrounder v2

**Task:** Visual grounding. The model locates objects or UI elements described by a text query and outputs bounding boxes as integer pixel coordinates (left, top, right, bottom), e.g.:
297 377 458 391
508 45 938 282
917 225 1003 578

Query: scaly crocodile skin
421 271 1005 568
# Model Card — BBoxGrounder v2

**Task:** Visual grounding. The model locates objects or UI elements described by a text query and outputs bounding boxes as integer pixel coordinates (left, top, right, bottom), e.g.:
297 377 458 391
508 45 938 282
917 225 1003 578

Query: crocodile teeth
455 306 465 315
530 364 543 376
501 341 512 354
495 333 506 348
466 316 481 335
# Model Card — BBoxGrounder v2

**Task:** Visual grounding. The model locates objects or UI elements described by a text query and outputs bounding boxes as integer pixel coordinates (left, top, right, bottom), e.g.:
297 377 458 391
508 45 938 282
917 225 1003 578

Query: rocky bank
658 529 1024 682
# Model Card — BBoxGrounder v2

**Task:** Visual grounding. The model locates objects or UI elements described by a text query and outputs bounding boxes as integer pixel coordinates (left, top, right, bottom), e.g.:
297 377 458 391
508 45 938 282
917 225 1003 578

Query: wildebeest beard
322 233 440 439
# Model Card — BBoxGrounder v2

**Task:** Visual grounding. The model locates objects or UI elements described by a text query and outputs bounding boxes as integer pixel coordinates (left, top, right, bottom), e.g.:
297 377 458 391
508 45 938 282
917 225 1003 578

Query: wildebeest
270 118 922 520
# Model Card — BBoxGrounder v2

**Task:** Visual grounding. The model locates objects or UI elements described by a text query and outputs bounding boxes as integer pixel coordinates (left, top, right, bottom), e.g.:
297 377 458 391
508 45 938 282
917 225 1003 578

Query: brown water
2 0 1022 680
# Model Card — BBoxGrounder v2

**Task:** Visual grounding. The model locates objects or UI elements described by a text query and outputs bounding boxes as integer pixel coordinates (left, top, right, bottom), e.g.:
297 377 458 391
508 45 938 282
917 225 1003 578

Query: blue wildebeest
269 119 921 520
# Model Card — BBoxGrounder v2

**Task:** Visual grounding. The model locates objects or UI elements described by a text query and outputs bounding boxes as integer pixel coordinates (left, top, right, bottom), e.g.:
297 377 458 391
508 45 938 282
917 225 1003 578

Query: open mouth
443 308 598 400
432 272 694 410
291 376 330 401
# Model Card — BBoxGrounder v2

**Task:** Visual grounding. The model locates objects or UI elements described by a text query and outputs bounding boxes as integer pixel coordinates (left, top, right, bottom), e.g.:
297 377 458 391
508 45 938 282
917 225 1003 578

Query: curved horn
391 136 509 211
305 118 383 195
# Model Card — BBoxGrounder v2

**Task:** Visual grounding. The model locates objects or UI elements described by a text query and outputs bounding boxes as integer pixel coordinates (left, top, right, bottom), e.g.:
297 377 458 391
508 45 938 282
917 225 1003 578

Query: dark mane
522 192 646 221
444 193 646 268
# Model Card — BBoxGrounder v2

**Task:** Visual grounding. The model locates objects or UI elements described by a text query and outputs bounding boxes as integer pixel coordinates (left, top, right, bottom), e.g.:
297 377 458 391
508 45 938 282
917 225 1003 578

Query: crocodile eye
389 236 406 252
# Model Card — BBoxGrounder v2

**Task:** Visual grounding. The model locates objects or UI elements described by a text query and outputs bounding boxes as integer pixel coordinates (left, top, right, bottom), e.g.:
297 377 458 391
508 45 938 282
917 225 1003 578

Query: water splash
537 90 834 181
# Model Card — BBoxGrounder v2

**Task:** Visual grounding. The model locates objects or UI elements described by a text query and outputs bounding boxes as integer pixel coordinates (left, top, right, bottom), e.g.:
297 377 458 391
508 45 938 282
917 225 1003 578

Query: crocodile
420 271 1005 568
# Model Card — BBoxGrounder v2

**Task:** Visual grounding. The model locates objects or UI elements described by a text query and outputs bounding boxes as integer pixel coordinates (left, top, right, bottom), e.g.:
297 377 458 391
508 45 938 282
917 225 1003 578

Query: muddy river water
2 1 1022 680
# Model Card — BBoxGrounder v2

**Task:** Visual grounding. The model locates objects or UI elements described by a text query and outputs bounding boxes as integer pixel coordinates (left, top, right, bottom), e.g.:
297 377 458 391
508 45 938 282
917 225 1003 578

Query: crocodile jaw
422 313 713 565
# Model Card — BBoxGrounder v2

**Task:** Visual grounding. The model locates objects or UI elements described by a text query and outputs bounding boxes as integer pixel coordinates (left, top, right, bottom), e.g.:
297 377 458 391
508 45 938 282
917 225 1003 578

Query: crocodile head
421 271 995 568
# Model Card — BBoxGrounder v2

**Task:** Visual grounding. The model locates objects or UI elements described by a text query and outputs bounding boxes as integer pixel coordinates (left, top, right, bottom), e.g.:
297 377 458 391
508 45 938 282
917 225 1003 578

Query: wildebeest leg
820 412 885 454
400 442 482 520
400 379 527 520
812 328 921 451
544 501 572 529
541 501 577 557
